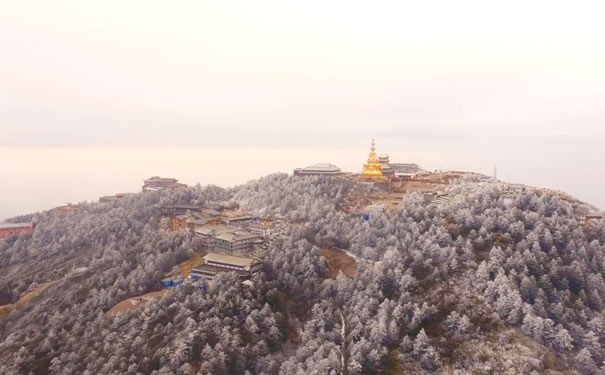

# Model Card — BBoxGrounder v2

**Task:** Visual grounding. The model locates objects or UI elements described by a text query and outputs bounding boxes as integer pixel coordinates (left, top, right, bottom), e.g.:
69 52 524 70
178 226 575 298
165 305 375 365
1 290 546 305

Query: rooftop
163 204 204 210
203 253 261 268
202 208 221 217
390 163 420 173
0 222 32 229
195 224 262 243
215 230 261 242
192 264 251 277
295 163 341 172
195 224 231 236
188 218 212 225
115 193 134 198
224 216 258 222
144 176 178 182
176 212 209 220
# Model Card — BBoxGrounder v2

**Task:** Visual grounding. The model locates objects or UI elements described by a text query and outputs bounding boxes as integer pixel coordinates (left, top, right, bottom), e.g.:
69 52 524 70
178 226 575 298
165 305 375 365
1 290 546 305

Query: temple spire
362 138 384 178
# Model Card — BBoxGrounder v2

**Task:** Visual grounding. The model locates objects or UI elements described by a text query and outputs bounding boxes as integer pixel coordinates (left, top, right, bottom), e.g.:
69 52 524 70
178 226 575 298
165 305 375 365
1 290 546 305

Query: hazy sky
1 1 604 216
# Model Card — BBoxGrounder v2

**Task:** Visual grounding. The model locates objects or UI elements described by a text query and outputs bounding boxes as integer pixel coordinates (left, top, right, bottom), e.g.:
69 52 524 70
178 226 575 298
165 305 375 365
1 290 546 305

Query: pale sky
1 1 604 216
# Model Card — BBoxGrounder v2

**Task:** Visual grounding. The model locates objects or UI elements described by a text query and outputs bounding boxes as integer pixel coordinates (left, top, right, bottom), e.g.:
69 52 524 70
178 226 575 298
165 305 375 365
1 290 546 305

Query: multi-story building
142 176 186 192
222 216 272 236
0 222 34 239
190 253 262 281
247 226 268 236
194 225 229 247
378 155 394 177
195 225 263 253
214 231 263 253
293 163 343 177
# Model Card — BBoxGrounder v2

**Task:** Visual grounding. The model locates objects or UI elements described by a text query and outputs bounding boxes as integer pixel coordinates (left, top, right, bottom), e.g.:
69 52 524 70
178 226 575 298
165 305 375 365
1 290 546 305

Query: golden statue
362 138 384 178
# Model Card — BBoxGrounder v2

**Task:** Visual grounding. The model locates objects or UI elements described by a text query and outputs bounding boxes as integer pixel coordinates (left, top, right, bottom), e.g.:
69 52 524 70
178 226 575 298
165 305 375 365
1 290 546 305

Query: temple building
360 139 387 181
293 163 343 177
142 176 186 192
357 138 423 191
378 154 394 177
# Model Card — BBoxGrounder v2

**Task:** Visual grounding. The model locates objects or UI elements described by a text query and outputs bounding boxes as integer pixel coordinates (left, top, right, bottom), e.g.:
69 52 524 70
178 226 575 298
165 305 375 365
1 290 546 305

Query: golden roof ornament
362 138 384 178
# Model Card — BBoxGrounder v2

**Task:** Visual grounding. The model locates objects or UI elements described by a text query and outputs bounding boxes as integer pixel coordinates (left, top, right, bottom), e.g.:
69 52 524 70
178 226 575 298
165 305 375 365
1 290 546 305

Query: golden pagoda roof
361 138 384 178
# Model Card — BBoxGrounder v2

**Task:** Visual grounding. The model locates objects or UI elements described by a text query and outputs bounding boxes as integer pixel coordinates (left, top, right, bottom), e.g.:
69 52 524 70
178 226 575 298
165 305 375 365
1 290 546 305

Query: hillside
0 173 604 374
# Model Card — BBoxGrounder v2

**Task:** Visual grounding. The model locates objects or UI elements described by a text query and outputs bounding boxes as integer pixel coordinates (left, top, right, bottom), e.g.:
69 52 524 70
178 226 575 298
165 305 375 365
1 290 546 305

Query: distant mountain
0 173 604 374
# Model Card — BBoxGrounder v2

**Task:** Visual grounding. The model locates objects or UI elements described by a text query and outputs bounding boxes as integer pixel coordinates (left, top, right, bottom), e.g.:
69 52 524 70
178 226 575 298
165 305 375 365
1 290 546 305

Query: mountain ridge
0 172 604 374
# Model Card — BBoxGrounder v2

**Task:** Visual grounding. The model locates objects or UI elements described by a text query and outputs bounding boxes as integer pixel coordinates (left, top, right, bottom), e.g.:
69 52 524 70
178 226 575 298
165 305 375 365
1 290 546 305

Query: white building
293 163 343 176
195 225 263 254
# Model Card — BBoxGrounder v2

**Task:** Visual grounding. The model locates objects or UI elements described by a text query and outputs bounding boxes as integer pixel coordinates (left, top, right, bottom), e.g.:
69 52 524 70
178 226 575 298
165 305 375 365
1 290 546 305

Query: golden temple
361 138 385 179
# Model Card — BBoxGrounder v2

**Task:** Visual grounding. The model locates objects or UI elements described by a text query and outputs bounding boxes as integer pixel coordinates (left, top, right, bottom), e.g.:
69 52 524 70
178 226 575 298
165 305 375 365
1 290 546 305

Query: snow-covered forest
1 174 605 374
